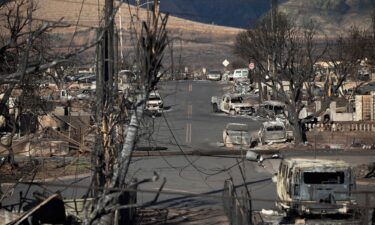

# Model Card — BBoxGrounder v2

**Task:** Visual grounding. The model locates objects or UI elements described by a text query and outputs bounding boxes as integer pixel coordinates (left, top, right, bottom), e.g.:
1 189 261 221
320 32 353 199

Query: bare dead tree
85 5 169 223
233 11 358 144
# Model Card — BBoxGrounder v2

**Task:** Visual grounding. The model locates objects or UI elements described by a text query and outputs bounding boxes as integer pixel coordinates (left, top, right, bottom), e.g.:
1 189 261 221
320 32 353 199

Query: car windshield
303 171 345 184
274 106 284 114
149 95 160 101
266 126 284 131
227 124 248 131
209 71 220 74
231 97 243 103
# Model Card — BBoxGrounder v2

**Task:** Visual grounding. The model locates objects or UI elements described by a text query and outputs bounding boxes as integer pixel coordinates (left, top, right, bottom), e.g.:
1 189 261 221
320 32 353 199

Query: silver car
258 121 287 144
207 71 222 81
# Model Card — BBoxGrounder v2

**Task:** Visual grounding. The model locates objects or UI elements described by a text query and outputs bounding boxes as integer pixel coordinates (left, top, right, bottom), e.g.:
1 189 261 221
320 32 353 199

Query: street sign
249 62 255 70
222 59 230 67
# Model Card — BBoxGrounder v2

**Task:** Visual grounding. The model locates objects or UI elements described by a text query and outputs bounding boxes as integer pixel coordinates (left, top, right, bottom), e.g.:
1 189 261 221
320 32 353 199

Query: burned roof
282 158 350 169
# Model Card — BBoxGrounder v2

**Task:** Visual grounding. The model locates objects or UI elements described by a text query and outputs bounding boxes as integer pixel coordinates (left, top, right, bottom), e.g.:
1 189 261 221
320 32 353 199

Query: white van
232 68 249 80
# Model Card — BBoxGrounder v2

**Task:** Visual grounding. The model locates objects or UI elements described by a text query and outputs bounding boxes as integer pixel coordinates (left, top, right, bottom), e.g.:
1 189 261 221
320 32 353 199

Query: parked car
232 68 249 80
275 157 356 215
206 70 222 81
256 100 286 119
223 123 250 148
145 91 163 116
211 93 255 115
257 120 289 144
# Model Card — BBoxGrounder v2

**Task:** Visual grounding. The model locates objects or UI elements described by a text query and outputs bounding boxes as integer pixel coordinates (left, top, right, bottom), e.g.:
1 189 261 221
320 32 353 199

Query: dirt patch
0 157 91 184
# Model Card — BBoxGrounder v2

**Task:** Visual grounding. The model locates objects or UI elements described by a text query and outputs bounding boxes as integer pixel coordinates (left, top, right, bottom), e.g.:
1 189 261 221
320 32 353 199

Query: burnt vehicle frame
275 158 356 216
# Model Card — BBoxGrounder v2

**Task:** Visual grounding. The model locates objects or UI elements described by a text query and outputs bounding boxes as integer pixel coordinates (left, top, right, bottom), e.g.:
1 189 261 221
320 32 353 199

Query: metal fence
307 121 375 132
223 179 252 225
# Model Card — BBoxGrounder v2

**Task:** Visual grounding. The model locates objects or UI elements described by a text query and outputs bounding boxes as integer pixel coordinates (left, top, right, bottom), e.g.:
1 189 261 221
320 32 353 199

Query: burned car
258 120 290 145
256 100 285 119
211 93 255 115
223 123 250 148
276 158 356 215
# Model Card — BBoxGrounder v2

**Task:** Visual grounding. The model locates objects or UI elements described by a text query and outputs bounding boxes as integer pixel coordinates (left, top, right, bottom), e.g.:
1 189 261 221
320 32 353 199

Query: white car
146 91 163 115
232 68 249 80
207 71 222 81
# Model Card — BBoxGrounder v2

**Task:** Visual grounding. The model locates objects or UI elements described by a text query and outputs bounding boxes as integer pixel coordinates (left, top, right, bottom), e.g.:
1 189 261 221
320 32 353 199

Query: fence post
365 192 369 225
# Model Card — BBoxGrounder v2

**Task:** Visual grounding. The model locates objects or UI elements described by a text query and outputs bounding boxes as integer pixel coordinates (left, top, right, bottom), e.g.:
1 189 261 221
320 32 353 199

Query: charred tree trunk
292 118 306 144
287 104 306 144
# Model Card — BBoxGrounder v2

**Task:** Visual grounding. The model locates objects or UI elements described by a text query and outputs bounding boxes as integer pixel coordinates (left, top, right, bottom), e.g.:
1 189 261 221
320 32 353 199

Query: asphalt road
139 80 262 151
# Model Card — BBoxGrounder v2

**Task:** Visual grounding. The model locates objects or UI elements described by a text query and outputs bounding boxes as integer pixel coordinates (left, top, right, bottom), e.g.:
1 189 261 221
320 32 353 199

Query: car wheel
213 104 218 113
250 140 258 148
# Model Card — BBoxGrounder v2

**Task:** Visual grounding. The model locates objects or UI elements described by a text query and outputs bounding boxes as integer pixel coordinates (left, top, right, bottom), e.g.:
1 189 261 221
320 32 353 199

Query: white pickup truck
211 93 254 115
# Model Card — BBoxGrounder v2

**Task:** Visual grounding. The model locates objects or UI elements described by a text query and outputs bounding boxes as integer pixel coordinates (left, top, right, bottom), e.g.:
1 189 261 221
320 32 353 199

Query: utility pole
94 0 115 191
270 0 277 100
271 0 277 75
135 0 141 77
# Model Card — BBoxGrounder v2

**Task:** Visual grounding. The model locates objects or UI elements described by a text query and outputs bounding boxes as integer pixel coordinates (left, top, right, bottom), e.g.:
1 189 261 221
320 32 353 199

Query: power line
68 0 88 51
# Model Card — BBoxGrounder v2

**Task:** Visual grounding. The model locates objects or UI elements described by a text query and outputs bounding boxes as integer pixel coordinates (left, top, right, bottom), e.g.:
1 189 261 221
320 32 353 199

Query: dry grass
27 0 242 68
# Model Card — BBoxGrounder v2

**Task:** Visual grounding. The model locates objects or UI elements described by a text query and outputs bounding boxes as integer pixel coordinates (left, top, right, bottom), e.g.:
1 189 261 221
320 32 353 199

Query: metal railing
307 121 375 132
